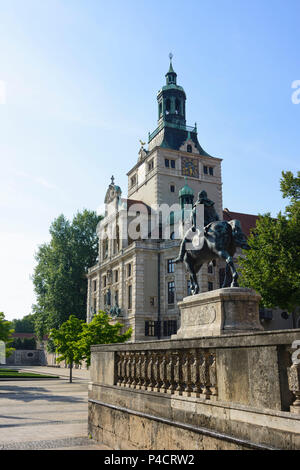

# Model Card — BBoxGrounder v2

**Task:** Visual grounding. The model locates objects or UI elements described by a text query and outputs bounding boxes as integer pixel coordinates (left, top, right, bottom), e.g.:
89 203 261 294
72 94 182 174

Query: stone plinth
172 287 263 339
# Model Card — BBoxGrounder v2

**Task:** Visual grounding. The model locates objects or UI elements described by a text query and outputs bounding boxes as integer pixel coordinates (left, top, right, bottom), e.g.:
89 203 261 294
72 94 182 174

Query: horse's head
229 220 250 250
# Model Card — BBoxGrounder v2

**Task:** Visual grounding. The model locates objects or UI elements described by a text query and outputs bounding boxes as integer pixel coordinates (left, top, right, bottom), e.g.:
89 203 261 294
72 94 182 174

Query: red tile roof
223 209 259 237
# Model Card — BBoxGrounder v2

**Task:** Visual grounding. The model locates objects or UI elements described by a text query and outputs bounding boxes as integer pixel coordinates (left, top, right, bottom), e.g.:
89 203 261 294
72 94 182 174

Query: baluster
125 352 131 387
130 352 137 389
174 352 183 395
182 351 192 396
190 349 200 397
136 352 143 389
121 352 127 387
141 352 147 390
159 353 168 393
153 353 161 392
116 353 122 386
208 351 218 399
201 351 212 399
147 353 154 391
167 353 175 394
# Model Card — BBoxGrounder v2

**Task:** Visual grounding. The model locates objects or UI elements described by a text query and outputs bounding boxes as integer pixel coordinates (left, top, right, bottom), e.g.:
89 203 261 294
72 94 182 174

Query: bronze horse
181 219 250 295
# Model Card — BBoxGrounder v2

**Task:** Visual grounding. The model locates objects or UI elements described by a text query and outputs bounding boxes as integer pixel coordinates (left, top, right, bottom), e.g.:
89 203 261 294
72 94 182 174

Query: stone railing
115 349 217 399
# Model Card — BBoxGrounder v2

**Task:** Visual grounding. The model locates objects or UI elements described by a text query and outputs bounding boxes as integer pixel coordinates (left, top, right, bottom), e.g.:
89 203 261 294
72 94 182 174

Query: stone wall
88 329 300 450
6 350 44 366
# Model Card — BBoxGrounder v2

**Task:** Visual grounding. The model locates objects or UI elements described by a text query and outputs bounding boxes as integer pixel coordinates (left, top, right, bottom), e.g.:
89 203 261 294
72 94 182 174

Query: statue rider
174 190 219 263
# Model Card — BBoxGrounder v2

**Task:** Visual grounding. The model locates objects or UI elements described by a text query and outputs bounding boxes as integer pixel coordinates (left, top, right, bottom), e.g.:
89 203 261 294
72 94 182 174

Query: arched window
165 99 171 115
159 102 162 118
175 99 180 115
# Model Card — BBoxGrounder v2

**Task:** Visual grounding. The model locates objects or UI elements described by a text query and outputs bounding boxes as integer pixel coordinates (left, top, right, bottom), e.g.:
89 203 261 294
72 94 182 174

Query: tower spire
165 52 177 85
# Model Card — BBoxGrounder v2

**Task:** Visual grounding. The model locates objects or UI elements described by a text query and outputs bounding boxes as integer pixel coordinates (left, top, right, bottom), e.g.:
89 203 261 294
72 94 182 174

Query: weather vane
169 52 173 62
111 175 115 185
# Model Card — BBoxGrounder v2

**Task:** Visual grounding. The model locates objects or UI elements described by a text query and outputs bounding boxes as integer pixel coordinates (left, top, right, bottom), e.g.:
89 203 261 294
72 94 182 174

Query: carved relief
183 304 216 327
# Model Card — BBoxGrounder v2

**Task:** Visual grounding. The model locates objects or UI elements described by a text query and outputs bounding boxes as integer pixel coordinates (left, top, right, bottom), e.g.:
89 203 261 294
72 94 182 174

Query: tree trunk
70 361 73 383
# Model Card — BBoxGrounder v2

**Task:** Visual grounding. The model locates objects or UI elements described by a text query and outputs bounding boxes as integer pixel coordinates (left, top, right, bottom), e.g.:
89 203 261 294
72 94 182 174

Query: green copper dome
179 181 194 197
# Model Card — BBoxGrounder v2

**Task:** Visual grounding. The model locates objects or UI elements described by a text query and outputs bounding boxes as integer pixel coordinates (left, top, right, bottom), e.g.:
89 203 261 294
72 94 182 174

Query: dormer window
148 159 154 172
187 144 192 153
130 175 137 187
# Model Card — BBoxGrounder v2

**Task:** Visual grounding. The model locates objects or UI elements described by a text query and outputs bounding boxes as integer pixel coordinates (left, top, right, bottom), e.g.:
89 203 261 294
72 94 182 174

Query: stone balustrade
115 349 217 398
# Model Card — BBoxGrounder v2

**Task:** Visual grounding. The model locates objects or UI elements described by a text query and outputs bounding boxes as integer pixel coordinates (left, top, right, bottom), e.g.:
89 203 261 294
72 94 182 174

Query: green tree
11 314 36 333
0 313 15 359
32 209 101 334
79 312 132 367
239 171 300 315
50 315 84 383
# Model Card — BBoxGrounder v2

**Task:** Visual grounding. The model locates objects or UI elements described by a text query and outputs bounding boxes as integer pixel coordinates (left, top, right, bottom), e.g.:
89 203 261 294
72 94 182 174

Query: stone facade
87 64 222 341
88 329 300 450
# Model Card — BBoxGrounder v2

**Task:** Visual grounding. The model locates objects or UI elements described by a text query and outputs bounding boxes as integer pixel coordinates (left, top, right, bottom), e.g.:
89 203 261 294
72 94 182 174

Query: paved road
0 367 110 450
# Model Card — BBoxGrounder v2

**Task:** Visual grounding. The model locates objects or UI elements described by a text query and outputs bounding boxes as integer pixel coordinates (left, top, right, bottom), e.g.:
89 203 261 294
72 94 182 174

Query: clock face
181 157 199 178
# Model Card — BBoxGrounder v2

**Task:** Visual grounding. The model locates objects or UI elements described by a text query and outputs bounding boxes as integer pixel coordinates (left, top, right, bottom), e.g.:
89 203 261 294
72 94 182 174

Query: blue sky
0 0 299 320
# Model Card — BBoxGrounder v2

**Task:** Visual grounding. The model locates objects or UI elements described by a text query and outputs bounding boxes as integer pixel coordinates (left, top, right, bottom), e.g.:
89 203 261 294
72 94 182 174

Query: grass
0 368 59 379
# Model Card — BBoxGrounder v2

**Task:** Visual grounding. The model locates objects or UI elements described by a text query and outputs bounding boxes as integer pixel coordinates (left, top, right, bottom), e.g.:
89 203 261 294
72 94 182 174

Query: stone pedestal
172 287 263 339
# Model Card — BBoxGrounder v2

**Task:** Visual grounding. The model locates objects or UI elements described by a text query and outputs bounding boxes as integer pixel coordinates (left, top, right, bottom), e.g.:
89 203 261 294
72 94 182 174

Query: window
128 285 132 309
208 282 214 291
103 276 107 287
165 159 175 168
148 159 154 172
187 144 192 153
163 320 177 336
93 280 97 292
145 320 160 337
208 264 213 274
114 270 118 283
168 281 175 304
167 259 175 273
130 175 137 187
103 238 108 259
204 165 214 176
150 297 155 306
115 290 119 305
166 99 171 114
127 263 132 277
170 184 175 193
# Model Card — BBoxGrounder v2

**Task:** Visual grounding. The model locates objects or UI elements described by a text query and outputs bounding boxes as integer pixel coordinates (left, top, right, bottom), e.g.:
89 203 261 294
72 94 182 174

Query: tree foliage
50 315 84 382
239 171 300 313
11 337 36 350
11 314 35 333
0 312 15 357
78 312 132 367
32 209 101 334
50 312 132 381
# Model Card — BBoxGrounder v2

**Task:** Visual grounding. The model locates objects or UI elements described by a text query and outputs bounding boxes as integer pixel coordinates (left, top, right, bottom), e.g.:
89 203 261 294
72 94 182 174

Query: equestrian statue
174 191 250 295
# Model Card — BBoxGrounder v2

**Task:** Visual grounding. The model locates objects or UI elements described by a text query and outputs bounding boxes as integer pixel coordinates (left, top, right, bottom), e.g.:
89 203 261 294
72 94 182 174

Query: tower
127 56 223 219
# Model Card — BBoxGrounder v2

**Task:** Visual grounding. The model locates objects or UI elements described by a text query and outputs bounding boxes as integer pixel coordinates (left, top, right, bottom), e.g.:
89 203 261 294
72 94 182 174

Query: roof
179 182 194 197
11 333 48 340
223 209 259 237
126 198 152 214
